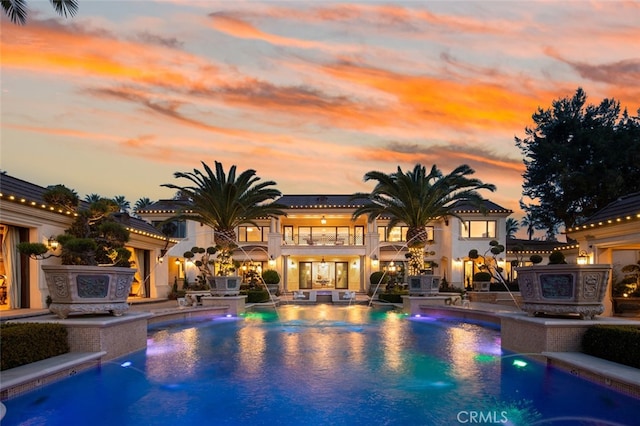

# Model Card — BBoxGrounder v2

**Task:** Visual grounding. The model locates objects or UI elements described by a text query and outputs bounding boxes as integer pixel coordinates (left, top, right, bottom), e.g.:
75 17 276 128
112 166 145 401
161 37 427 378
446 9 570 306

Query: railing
284 234 365 246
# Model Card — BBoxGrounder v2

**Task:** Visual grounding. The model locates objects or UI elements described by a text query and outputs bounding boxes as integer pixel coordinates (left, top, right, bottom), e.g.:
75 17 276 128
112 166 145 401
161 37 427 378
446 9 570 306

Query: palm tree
112 195 130 213
520 211 537 240
84 193 102 204
3 0 78 25
162 161 287 275
352 164 495 275
505 218 519 239
133 197 153 215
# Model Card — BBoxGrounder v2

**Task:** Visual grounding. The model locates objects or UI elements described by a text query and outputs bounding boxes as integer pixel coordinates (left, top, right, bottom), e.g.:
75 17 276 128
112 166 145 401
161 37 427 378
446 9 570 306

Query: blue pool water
2 305 639 425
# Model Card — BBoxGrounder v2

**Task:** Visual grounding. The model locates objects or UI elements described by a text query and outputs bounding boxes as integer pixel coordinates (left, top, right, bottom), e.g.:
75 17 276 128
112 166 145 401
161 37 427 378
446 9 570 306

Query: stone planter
208 276 241 296
516 264 611 320
408 275 441 296
42 265 135 319
265 283 280 296
472 281 490 292
612 297 640 316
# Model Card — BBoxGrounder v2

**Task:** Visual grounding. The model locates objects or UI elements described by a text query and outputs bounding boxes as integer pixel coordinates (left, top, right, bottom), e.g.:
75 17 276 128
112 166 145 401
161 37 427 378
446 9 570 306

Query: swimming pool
2 305 639 425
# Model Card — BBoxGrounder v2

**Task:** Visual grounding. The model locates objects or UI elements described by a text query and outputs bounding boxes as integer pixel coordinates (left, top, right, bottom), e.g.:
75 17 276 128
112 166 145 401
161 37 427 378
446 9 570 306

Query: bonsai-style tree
615 261 640 297
468 240 507 286
183 246 217 289
353 164 495 275
162 161 287 276
18 189 131 266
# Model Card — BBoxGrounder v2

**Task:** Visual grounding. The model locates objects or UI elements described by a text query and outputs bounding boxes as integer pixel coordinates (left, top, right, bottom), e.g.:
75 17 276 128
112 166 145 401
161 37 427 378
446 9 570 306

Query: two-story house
139 195 513 294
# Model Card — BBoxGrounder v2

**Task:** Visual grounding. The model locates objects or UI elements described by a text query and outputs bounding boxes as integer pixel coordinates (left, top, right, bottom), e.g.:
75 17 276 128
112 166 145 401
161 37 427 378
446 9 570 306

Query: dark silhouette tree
505 218 519 239
516 88 640 233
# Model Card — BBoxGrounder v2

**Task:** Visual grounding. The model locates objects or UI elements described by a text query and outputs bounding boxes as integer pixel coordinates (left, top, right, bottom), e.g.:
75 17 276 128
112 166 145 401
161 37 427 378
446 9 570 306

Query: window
354 226 364 245
238 226 267 242
460 220 496 238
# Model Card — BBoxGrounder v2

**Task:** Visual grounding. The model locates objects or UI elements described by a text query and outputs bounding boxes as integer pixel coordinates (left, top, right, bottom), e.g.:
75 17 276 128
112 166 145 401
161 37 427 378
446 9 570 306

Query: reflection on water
3 305 639 426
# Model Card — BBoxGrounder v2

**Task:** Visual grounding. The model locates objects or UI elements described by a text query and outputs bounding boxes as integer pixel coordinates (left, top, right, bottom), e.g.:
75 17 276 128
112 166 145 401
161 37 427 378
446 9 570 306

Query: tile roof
140 195 511 214
0 173 167 240
567 192 640 233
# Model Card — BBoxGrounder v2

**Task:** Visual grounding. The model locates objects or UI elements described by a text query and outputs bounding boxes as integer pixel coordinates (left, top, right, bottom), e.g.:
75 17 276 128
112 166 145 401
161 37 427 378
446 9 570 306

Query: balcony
284 234 364 246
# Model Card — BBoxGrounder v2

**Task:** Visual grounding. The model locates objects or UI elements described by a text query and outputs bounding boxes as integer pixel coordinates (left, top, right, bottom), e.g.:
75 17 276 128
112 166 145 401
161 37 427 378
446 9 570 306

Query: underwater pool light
226 314 233 318
414 314 421 318
120 361 132 368
512 359 528 368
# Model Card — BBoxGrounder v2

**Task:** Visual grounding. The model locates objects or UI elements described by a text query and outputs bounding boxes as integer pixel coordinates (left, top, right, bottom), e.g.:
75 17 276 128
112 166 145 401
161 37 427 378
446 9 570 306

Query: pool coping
0 352 106 400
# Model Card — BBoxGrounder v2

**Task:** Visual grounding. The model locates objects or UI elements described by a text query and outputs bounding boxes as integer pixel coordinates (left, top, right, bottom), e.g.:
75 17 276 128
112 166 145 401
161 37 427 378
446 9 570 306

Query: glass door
335 262 348 289
299 262 312 289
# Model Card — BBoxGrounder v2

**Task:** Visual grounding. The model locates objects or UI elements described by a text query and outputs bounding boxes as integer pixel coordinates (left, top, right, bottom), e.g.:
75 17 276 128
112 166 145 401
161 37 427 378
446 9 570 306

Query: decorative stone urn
42 265 135 319
408 275 441 296
208 275 241 296
515 264 611 320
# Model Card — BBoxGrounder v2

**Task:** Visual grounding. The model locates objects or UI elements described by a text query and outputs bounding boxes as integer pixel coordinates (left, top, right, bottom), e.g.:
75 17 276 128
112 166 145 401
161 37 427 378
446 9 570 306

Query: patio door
299 262 312 289
335 262 348 289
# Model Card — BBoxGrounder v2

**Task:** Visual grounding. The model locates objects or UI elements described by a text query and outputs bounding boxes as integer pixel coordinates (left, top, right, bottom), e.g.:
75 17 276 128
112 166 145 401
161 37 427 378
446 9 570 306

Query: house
138 195 513 293
566 192 640 313
0 173 174 310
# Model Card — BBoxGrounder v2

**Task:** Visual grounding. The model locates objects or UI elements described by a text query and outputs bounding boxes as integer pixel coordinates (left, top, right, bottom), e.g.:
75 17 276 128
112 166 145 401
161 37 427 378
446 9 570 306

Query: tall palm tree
505 217 519 239
352 164 495 275
133 197 153 215
84 193 102 204
2 0 78 25
520 211 537 240
112 195 130 213
162 161 287 275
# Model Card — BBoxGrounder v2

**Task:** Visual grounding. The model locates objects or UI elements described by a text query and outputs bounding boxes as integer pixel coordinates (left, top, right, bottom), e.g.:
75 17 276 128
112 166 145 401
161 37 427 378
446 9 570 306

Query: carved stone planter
516 264 611 320
208 276 241 296
42 265 135 319
408 275 441 296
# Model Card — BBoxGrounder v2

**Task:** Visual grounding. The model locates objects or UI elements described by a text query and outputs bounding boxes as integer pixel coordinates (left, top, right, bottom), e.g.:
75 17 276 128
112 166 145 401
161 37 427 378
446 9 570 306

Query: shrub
473 271 492 282
529 254 543 264
262 269 280 284
548 250 567 265
1 323 69 370
370 271 389 285
378 292 406 304
582 325 640 369
243 289 270 303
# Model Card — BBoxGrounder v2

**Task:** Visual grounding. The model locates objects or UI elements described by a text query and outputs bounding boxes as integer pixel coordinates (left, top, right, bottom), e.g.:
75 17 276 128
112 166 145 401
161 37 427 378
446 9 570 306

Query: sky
1 1 639 237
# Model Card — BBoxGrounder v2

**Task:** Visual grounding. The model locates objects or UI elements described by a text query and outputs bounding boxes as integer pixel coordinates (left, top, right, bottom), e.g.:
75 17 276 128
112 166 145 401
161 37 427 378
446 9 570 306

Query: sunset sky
1 1 639 236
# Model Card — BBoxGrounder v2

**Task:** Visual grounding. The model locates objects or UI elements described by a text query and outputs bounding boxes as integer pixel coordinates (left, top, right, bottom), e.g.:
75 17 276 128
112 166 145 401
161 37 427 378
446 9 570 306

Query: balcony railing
284 234 364 246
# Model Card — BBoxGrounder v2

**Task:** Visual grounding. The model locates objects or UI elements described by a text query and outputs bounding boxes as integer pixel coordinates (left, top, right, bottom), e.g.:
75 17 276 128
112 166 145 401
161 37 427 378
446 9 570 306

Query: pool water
3 305 639 425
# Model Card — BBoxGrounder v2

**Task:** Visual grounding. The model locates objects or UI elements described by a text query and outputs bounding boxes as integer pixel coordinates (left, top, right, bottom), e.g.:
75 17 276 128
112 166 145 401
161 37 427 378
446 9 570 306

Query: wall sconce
320 216 327 225
577 250 590 265
268 255 276 267
289 259 297 268
175 258 181 265
320 257 326 265
157 256 164 263
47 236 59 251
371 254 379 267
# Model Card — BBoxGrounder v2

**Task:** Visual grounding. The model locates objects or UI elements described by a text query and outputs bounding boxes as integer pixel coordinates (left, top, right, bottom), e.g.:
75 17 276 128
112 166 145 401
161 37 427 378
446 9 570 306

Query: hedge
582 325 640 369
1 322 70 370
